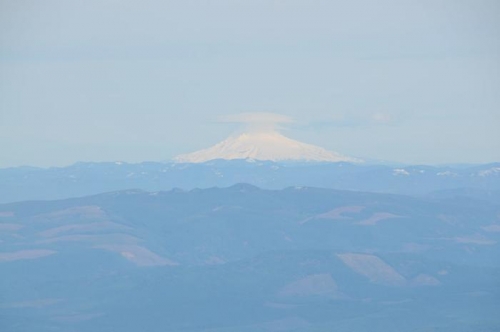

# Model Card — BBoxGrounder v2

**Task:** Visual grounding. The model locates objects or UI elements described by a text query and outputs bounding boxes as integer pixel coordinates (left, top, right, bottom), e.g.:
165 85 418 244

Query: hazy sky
1 0 499 167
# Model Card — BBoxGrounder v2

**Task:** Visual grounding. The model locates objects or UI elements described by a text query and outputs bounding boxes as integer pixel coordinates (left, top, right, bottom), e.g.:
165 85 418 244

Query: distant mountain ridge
1 160 499 203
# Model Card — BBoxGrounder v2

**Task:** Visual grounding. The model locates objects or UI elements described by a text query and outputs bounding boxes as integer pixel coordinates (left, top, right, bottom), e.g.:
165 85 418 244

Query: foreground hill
1 185 499 331
1 160 500 203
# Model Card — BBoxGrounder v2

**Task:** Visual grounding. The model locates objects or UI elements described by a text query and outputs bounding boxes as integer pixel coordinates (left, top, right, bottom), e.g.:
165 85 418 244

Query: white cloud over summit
218 112 294 133
218 112 294 124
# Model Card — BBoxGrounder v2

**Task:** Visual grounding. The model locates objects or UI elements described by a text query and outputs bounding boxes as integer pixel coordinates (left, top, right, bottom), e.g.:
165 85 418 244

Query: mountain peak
174 131 360 163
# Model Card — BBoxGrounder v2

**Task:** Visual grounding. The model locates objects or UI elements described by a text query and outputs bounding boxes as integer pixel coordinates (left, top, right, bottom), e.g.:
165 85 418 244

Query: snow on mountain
393 168 410 176
174 131 360 163
478 167 500 177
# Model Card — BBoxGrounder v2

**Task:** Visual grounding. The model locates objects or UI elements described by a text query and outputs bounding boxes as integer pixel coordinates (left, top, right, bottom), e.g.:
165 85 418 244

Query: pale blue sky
1 0 499 167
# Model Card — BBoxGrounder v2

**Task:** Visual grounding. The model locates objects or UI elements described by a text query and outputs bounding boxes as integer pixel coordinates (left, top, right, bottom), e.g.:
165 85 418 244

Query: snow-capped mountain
174 130 359 163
